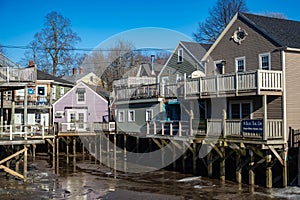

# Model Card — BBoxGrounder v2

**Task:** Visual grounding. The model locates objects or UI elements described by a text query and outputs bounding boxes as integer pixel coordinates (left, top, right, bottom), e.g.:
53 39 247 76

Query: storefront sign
241 119 263 134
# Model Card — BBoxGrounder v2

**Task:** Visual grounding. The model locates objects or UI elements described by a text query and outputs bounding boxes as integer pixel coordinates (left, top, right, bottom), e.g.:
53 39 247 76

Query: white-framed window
76 88 86 103
118 110 125 123
145 109 153 121
78 112 85 129
128 110 135 122
178 48 183 63
235 57 246 72
60 87 65 95
214 60 225 74
90 76 93 82
36 85 47 96
259 53 271 70
229 100 253 119
52 86 56 100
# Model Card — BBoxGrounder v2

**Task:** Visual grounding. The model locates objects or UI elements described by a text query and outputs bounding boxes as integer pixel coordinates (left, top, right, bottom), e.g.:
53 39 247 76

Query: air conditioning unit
55 111 64 118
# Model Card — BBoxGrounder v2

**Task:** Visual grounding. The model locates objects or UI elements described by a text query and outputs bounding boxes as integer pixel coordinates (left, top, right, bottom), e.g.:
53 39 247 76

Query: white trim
52 85 56 100
229 100 253 119
145 109 153 121
235 56 246 72
53 81 108 106
158 41 205 79
118 110 125 123
202 12 239 62
177 48 183 63
214 60 225 75
128 110 135 122
76 88 86 104
259 52 271 70
282 50 287 144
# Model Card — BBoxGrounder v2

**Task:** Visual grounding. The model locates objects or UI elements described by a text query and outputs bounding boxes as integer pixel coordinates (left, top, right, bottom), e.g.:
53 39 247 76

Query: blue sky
1 0 300 63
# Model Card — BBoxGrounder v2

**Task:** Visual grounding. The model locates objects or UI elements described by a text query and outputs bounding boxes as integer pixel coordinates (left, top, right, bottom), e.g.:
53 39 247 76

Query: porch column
190 101 194 136
24 86 28 134
11 90 15 132
0 91 3 132
263 95 268 141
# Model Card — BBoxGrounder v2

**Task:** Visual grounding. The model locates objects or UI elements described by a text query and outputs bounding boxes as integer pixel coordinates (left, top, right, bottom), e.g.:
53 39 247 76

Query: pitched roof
62 71 94 83
180 41 211 62
37 70 73 85
84 82 110 100
241 13 300 48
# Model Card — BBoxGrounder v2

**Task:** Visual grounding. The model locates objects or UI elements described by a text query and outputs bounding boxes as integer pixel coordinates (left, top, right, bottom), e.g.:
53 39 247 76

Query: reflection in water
0 156 298 200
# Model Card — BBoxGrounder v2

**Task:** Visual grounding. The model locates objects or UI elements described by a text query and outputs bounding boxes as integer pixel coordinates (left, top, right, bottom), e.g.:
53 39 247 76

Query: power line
0 45 174 52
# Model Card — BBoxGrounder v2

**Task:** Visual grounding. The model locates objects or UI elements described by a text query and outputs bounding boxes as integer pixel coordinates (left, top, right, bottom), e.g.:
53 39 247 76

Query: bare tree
26 11 81 76
193 0 248 43
263 12 287 19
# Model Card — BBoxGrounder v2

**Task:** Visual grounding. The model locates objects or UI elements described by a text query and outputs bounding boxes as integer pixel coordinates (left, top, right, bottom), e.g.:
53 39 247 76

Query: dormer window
178 48 183 63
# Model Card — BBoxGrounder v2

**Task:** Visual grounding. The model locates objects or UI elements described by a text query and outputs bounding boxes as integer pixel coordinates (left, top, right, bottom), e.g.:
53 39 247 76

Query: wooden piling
114 132 117 178
124 134 127 173
220 147 225 182
236 151 242 184
23 145 27 181
207 152 213 178
266 151 272 188
249 149 255 186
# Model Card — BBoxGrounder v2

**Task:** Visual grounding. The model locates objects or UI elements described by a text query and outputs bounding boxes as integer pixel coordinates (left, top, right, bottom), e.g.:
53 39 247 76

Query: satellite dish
191 70 205 78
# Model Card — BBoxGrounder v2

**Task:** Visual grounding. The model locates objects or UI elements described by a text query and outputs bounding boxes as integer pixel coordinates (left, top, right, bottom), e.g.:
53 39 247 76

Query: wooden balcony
0 124 52 145
0 53 36 83
185 70 283 98
115 84 160 100
56 122 115 135
146 119 284 143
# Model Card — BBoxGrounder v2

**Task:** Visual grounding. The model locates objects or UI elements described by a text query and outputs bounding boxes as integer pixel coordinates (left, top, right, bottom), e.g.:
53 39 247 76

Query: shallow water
0 157 300 200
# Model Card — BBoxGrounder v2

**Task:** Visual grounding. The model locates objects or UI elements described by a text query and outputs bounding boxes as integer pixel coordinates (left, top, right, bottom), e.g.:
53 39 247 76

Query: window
146 109 153 121
90 76 93 82
259 53 271 70
37 86 46 96
60 87 65 95
76 88 86 103
52 86 56 100
78 113 85 129
128 110 135 122
215 61 225 74
230 101 252 119
178 48 183 63
118 110 125 123
235 57 245 72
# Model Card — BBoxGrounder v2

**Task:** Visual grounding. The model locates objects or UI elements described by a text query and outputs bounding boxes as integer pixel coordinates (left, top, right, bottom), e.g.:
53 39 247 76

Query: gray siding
286 51 300 129
206 17 282 75
160 44 202 84
116 101 162 133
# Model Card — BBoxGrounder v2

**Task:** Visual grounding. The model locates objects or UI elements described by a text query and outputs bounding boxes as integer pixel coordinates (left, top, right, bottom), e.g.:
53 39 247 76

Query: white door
67 111 76 131
66 109 87 131
77 111 87 131
27 114 35 125
161 77 169 96
40 113 49 128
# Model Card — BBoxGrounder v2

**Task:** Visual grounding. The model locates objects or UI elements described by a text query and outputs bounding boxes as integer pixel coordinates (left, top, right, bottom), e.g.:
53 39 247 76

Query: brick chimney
72 67 77 75
28 60 35 67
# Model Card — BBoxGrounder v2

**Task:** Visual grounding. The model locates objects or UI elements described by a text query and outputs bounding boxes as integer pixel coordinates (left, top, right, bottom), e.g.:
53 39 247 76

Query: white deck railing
0 124 47 140
58 122 115 133
186 70 282 96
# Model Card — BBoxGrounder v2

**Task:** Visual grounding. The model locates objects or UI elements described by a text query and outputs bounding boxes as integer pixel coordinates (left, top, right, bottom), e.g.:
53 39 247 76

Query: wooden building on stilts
111 12 300 188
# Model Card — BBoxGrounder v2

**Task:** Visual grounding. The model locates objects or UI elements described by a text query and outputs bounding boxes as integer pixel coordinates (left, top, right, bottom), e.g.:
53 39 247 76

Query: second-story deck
145 118 284 145
113 69 283 101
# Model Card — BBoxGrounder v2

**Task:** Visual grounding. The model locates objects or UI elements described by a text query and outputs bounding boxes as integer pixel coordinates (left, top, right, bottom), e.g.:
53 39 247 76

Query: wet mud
0 156 299 200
